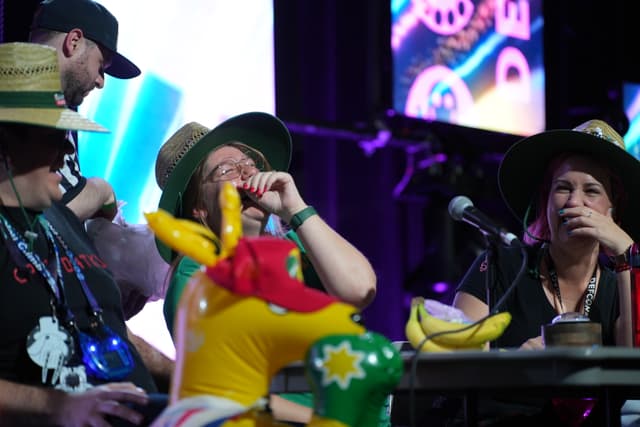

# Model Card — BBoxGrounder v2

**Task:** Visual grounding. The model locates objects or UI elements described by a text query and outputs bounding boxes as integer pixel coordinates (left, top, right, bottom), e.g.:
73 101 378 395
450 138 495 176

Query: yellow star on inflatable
319 341 366 389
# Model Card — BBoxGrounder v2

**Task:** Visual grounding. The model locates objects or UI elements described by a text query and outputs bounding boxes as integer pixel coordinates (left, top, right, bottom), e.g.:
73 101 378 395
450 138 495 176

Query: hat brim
156 112 292 262
0 108 108 132
498 129 640 241
105 51 140 79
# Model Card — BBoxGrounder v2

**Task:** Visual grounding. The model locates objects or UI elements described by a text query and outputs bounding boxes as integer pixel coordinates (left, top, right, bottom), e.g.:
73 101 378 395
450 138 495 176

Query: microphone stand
482 233 501 326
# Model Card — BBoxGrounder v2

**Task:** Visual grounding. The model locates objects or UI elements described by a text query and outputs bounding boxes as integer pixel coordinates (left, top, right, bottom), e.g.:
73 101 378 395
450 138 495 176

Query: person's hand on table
519 336 544 350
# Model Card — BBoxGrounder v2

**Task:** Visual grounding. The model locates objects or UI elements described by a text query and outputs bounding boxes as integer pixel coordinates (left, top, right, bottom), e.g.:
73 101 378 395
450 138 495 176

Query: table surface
270 346 640 395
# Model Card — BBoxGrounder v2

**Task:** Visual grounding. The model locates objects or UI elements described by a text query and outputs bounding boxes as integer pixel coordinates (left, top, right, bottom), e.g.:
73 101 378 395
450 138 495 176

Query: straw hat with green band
155 112 292 262
498 119 640 241
0 42 107 132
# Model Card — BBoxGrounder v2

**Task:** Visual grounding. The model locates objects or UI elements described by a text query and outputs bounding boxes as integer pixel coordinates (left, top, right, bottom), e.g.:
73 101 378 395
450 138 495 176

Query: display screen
624 82 640 159
78 0 275 225
391 0 545 136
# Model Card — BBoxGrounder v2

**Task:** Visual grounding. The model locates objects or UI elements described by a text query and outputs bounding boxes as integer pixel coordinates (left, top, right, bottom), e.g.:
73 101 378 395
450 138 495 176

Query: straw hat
498 119 640 240
155 112 292 262
0 42 107 132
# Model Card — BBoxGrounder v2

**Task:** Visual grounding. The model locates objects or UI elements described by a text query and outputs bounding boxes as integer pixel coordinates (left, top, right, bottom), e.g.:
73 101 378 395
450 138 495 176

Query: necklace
545 251 598 315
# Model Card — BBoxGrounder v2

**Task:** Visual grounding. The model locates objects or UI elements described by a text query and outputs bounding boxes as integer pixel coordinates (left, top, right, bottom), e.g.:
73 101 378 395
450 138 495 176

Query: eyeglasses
203 156 264 183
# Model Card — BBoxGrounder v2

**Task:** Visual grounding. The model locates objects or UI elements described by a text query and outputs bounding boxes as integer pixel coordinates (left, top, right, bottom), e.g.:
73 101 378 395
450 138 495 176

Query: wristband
615 263 631 273
93 200 117 220
612 244 633 272
289 206 317 231
630 243 640 268
101 201 117 211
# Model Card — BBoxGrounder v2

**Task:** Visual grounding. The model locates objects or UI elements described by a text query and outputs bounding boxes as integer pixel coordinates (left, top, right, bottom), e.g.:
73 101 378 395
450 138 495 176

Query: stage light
431 281 451 294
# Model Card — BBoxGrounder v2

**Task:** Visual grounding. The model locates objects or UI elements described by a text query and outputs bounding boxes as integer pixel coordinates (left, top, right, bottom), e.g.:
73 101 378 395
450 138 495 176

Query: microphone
448 195 519 247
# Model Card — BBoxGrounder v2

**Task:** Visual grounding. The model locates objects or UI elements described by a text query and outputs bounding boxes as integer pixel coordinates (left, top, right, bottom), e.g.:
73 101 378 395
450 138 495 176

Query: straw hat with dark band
0 42 107 132
155 112 292 262
498 119 640 241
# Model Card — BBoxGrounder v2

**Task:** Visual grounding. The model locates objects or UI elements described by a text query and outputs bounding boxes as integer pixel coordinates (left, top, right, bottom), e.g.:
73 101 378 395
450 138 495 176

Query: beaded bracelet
289 206 317 231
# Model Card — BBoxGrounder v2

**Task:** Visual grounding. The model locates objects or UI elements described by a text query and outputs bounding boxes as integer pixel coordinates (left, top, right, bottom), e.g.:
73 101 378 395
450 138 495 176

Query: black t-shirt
456 244 620 348
0 202 156 392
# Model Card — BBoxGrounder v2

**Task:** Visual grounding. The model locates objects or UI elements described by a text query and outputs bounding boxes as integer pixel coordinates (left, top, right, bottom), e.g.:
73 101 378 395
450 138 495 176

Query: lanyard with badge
545 248 598 316
0 214 134 388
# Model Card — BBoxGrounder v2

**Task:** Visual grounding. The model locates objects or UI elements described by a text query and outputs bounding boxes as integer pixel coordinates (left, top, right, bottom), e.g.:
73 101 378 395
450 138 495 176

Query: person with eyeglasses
153 112 377 424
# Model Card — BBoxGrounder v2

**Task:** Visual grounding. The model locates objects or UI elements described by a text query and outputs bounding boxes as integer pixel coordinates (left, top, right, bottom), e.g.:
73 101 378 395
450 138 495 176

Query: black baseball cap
31 0 140 79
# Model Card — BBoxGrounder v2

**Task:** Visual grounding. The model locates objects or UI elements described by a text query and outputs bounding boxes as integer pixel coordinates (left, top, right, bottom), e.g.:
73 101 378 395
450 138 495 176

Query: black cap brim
106 51 140 79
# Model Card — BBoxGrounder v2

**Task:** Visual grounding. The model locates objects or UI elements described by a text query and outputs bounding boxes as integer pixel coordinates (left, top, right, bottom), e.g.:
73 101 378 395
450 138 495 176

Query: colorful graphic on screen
624 82 640 159
392 0 545 136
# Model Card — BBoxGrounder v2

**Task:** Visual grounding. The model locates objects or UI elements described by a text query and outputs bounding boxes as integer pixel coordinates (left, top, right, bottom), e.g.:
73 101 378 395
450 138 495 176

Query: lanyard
0 214 102 322
546 251 598 316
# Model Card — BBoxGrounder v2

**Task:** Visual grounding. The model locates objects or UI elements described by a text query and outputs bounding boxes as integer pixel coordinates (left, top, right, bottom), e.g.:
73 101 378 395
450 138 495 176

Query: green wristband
101 201 117 211
289 206 317 231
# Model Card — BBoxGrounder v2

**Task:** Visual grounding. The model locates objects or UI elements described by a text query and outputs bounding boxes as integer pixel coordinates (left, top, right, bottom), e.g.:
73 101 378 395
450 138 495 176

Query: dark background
2 0 638 340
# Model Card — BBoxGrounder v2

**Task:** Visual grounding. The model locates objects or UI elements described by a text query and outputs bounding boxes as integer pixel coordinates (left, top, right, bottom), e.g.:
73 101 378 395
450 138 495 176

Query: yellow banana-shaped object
145 209 219 266
218 181 242 258
405 300 482 352
417 300 511 347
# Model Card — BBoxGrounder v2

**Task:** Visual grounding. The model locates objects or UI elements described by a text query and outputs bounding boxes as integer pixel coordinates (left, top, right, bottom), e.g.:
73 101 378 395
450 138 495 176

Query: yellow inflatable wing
144 181 242 266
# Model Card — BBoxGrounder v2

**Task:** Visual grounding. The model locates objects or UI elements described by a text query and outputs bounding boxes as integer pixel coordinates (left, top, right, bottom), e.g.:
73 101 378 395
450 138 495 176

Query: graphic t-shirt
59 131 86 204
0 202 156 392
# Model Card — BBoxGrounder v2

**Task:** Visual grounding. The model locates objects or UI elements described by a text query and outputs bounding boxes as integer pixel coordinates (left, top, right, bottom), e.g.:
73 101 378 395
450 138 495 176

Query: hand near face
549 155 634 256
240 171 306 221
558 206 633 256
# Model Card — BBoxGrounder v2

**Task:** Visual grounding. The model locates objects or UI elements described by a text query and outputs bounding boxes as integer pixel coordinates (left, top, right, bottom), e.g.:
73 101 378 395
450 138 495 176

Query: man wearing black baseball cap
28 0 140 222
27 0 163 322
30 0 140 106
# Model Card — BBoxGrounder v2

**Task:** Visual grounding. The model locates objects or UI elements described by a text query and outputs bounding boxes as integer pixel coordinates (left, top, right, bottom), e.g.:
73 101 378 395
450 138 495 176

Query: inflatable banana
417 298 511 347
406 302 458 352
405 299 483 352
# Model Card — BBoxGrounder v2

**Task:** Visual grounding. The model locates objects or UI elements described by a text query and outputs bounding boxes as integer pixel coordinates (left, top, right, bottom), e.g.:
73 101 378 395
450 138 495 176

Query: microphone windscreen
448 195 474 221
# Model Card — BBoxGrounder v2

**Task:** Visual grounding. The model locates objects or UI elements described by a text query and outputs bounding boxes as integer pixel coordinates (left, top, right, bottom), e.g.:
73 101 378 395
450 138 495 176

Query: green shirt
163 255 200 337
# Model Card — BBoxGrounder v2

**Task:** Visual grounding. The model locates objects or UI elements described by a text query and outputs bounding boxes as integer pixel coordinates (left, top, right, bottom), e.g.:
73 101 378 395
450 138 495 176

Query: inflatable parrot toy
145 183 403 427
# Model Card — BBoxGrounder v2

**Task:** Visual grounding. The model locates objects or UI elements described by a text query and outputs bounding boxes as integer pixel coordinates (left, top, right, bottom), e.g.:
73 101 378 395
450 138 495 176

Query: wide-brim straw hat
155 112 292 262
498 119 640 241
0 42 107 132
